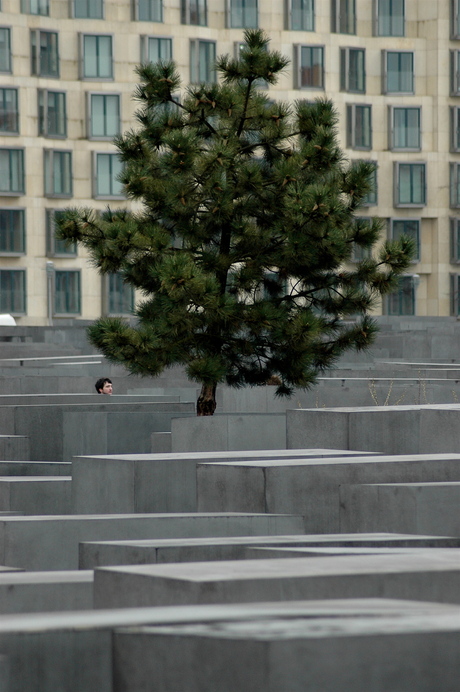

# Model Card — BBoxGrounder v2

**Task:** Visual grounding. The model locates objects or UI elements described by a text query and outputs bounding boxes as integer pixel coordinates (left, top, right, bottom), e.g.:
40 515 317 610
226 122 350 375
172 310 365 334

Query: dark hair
95 377 112 393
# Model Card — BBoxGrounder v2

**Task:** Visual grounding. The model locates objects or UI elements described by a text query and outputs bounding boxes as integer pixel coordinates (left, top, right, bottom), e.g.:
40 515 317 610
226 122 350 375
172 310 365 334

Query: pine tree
56 30 413 416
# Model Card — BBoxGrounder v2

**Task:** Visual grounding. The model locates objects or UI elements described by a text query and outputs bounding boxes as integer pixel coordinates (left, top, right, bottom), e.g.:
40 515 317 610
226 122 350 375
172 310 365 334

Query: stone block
0 571 93 613
0 513 304 570
0 477 71 515
0 461 71 476
0 436 29 462
196 453 460 533
93 552 460 609
339 482 460 536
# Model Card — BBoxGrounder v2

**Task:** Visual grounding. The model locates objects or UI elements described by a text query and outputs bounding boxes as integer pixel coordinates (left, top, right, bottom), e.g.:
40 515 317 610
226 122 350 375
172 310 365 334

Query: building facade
0 0 458 324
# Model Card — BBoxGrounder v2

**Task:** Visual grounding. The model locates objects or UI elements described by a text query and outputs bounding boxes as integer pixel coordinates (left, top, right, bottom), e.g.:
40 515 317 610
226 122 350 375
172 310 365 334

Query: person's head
95 378 113 395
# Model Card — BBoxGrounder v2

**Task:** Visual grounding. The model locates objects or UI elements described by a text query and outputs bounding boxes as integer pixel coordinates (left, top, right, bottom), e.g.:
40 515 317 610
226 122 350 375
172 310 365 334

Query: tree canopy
56 29 413 415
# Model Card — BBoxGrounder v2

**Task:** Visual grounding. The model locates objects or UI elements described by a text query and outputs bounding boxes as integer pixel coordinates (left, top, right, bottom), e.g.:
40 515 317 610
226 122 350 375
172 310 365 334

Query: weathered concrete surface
0 571 93 613
0 436 29 462
71 449 377 514
0 477 71 515
79 533 460 569
0 513 304 571
286 404 460 454
196 453 460 533
0 600 455 692
93 552 460 609
0 461 71 476
340 482 460 536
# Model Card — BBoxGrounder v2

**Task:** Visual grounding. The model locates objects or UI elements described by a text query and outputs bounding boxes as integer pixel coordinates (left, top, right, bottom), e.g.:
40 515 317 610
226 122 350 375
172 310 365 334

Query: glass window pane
398 164 425 205
0 210 25 253
55 271 80 314
0 28 11 72
378 0 404 36
300 46 323 88
0 88 18 133
138 0 162 21
74 0 103 18
147 37 172 62
291 0 314 30
0 270 26 313
108 273 134 314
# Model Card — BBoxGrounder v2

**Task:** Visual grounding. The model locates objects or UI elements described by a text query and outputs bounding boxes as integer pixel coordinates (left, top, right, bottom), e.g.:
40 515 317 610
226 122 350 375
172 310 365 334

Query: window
347 105 372 150
21 0 49 15
451 51 460 96
31 30 59 78
81 34 113 80
340 48 365 93
38 90 66 138
452 0 460 39
450 163 460 208
390 218 420 261
294 45 324 89
106 273 134 315
190 40 216 84
332 0 356 34
46 209 77 257
394 162 426 207
182 0 207 25
133 0 162 21
285 0 314 31
0 209 25 254
389 106 421 151
54 270 80 315
383 51 414 94
0 270 26 314
387 275 416 315
0 88 18 134
375 0 404 36
450 218 460 263
0 28 11 73
88 94 120 140
44 150 72 198
73 0 103 18
227 0 257 28
141 36 172 63
93 152 124 198
450 273 460 314
0 149 24 196
361 164 378 206
451 107 460 152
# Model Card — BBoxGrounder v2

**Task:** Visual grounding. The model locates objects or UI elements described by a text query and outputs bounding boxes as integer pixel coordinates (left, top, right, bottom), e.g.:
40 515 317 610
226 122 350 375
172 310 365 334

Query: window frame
189 39 217 85
340 47 365 93
21 0 49 15
284 0 314 31
386 274 417 316
450 272 460 315
0 269 26 315
294 44 325 90
43 149 73 199
0 148 25 197
450 218 460 264
92 151 125 200
71 0 104 18
331 0 356 35
452 0 460 39
30 29 59 78
140 36 172 63
54 269 81 316
103 272 135 316
346 104 372 150
46 209 77 258
450 162 460 209
38 89 67 139
451 50 460 97
374 0 405 37
390 217 421 262
0 208 25 256
132 0 163 22
388 105 421 152
87 92 121 141
0 27 12 74
394 161 426 208
382 50 414 95
182 0 207 26
226 0 258 29
0 87 18 135
80 33 113 81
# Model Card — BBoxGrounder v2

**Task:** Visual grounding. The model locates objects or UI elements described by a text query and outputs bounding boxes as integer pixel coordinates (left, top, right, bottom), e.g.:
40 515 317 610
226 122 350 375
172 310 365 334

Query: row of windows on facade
8 1 417 38
3 25 460 96
0 268 134 316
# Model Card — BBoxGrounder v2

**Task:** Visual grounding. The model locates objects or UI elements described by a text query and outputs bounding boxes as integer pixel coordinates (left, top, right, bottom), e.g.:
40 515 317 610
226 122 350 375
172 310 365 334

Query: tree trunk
196 383 217 416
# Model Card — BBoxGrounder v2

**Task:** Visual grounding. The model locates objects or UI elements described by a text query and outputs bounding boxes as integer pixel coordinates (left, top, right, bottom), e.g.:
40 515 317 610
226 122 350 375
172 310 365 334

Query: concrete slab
79 533 460 569
0 600 455 692
0 513 305 570
0 571 93 613
340 482 460 536
0 436 29 462
0 477 71 515
93 552 460 609
113 607 460 692
0 461 71 476
71 449 379 514
196 453 460 533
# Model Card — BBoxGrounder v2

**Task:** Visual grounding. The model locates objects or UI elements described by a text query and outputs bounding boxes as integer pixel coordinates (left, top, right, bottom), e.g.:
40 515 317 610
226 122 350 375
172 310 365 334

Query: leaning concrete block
0 571 93 613
196 453 460 533
339 482 460 536
93 552 460 609
0 477 71 515
113 606 460 692
0 513 304 571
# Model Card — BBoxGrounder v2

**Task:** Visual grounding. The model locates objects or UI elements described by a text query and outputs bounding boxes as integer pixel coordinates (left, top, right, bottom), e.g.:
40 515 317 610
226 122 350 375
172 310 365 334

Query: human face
101 382 113 395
